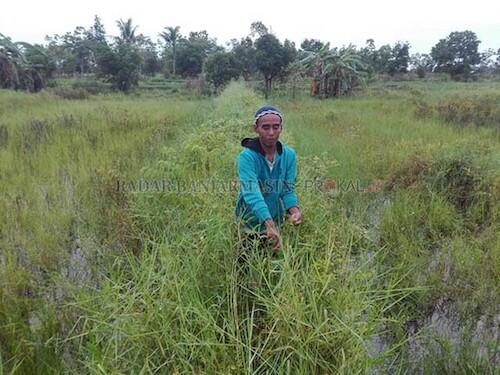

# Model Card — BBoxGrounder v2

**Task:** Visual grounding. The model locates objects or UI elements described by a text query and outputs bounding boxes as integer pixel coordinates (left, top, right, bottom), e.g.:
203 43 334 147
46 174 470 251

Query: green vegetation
299 45 367 98
3 17 499 95
0 89 212 372
1 81 499 373
0 33 52 92
431 31 482 80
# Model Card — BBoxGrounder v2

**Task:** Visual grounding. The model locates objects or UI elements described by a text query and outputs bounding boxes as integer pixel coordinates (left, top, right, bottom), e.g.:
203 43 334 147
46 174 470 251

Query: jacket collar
241 137 283 156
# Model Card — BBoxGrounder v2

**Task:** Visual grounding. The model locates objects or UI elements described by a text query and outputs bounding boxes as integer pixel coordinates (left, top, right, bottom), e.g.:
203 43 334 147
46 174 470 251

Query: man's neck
259 138 276 159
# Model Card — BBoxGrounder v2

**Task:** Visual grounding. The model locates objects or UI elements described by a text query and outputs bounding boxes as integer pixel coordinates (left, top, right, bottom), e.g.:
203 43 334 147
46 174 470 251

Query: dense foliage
431 31 482 80
1 19 499 93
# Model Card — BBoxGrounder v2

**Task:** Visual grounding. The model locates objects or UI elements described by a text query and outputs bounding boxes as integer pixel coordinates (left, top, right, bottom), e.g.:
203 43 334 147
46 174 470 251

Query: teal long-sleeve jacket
235 137 299 233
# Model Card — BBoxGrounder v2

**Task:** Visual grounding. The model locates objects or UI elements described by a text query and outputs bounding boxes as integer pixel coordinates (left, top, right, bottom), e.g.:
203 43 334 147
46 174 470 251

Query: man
235 105 302 250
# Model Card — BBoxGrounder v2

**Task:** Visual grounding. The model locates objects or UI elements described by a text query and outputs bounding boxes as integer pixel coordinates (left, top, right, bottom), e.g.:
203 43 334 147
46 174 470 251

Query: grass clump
437 94 500 129
388 151 498 230
411 91 500 131
52 87 90 100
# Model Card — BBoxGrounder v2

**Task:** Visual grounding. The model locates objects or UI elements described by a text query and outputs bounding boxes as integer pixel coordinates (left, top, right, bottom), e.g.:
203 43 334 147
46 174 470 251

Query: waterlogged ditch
1 83 499 373
371 152 499 373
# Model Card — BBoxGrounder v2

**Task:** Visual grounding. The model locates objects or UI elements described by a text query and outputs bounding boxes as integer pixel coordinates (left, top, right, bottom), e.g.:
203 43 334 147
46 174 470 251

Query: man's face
254 114 282 148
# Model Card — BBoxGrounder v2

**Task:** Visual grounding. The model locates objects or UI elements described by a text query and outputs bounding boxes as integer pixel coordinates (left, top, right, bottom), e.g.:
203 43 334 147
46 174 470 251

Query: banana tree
0 34 47 91
299 43 330 97
324 46 367 97
300 44 367 98
0 33 22 89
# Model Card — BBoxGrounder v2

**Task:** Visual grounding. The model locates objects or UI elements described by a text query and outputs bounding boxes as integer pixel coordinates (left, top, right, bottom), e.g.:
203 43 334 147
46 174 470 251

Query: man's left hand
288 207 302 225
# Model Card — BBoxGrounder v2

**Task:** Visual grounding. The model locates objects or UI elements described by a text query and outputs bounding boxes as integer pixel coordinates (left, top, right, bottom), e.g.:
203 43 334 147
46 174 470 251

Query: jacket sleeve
238 151 272 223
282 150 299 211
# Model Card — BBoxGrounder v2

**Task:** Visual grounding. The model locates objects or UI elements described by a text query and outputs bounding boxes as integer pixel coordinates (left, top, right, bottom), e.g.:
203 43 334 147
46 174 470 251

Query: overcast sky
2 0 499 53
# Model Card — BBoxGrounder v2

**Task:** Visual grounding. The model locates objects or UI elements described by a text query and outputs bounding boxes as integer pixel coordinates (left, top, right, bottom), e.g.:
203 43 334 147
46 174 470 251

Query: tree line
1 17 499 97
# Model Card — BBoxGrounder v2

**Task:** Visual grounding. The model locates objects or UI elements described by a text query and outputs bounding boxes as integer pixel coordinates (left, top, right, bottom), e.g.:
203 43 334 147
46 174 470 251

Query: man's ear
253 123 258 133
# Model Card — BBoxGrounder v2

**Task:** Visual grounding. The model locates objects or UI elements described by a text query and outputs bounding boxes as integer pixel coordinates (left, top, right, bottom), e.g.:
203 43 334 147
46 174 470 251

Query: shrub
416 66 426 79
52 87 90 100
413 98 434 119
72 80 110 95
437 95 500 129
388 154 494 229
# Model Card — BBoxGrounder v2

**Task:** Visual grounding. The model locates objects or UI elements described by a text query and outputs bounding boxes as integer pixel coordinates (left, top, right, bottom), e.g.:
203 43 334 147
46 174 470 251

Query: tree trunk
172 44 176 76
334 71 341 97
265 76 272 99
322 74 329 98
0 53 19 89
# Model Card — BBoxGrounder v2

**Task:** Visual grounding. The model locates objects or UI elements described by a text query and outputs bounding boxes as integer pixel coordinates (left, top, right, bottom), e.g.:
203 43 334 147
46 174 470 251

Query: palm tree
160 26 181 76
116 18 138 44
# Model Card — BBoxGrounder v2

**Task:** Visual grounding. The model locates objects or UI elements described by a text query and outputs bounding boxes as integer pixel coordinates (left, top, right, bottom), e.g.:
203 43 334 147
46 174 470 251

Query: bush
96 42 141 92
388 154 495 229
413 98 434 119
72 80 110 95
52 87 90 100
185 75 212 96
416 66 426 79
437 95 500 129
205 51 240 89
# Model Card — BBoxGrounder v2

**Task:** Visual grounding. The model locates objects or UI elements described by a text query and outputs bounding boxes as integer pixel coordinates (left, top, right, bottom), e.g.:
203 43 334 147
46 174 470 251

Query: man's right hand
264 219 281 250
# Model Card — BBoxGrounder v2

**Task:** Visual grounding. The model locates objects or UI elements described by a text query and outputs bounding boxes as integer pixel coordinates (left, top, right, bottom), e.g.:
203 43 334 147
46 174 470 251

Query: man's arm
264 219 281 249
238 151 272 224
282 150 301 225
238 151 282 248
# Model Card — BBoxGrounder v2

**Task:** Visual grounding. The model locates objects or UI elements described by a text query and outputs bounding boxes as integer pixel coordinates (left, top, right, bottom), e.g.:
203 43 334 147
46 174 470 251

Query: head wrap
254 105 283 125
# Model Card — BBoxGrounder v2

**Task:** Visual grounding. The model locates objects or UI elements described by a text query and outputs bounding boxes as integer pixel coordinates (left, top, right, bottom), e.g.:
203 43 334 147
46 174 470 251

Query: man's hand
264 219 282 250
288 207 302 225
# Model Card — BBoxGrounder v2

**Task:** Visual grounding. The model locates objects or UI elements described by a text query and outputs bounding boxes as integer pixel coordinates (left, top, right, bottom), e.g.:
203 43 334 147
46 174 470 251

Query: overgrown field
0 81 499 374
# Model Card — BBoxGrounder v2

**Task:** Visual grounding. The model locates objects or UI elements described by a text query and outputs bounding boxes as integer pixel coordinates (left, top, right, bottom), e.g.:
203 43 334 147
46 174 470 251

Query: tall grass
1 80 499 373
0 90 212 373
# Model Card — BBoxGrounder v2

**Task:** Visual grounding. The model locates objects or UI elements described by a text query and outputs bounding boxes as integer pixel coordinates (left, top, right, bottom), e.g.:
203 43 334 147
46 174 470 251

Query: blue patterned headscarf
254 105 283 125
